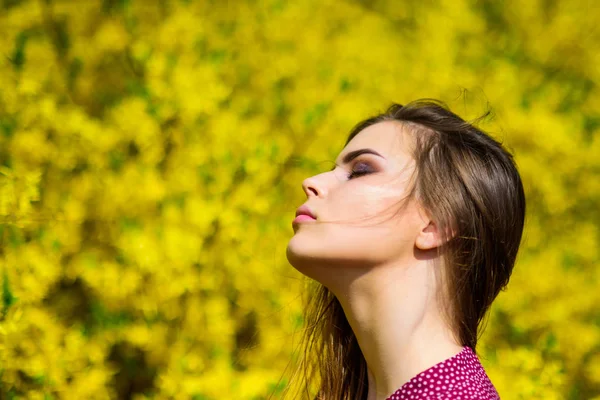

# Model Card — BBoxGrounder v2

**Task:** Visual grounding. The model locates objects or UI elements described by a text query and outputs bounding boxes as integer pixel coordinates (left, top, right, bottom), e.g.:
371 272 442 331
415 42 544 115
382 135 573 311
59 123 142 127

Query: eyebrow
330 148 386 171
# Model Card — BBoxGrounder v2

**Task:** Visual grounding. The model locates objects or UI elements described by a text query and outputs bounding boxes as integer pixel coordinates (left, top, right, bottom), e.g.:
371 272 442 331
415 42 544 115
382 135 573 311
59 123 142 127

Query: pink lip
295 205 317 219
292 214 316 225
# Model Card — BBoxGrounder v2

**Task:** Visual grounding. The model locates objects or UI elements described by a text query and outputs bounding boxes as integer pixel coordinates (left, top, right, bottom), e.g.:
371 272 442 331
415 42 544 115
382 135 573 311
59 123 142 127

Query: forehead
339 121 411 161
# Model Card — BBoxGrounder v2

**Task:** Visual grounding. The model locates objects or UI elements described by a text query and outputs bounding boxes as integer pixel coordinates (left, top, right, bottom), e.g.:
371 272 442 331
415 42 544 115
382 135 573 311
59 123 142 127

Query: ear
415 220 445 251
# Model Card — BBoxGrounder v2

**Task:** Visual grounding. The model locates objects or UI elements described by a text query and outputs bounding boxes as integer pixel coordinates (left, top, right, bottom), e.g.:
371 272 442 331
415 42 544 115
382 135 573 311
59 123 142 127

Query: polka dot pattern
385 346 500 400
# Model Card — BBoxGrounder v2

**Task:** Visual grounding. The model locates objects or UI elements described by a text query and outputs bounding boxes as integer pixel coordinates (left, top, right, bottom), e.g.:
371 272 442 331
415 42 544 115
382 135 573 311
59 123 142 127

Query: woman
282 99 525 400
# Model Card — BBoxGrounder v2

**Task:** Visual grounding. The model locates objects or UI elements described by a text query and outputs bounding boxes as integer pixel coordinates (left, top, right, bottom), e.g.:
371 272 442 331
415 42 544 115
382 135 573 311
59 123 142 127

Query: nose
302 175 323 197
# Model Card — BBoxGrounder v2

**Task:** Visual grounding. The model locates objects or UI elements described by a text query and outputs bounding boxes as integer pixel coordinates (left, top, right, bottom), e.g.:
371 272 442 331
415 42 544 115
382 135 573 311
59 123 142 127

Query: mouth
293 205 317 226
292 214 317 225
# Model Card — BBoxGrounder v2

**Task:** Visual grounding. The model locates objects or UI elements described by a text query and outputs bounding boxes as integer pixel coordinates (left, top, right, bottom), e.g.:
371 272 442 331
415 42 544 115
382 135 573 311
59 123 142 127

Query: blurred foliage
0 0 599 399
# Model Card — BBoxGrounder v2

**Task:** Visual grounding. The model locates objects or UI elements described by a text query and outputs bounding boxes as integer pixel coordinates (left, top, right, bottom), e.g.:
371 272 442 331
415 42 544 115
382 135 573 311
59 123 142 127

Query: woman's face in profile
286 121 428 281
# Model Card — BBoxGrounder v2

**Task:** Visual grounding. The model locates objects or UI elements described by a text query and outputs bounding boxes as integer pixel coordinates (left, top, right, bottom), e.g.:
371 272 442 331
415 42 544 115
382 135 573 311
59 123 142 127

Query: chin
286 232 334 261
285 242 321 282
285 241 374 294
285 235 313 268
286 235 378 273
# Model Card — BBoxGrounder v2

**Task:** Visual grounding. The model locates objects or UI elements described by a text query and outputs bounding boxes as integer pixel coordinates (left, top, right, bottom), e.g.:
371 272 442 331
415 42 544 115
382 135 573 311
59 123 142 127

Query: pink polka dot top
385 346 500 400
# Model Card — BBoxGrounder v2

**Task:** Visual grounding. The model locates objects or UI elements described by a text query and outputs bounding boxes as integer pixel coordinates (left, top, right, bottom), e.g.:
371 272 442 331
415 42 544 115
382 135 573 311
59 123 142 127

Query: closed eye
347 162 373 179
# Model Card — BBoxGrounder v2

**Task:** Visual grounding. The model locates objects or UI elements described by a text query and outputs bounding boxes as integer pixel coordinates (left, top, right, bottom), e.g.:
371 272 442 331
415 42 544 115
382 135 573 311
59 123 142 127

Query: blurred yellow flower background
0 0 599 399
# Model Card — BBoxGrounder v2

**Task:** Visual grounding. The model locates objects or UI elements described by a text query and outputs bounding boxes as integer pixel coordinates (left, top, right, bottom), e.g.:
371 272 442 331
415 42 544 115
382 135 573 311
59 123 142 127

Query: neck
330 258 463 400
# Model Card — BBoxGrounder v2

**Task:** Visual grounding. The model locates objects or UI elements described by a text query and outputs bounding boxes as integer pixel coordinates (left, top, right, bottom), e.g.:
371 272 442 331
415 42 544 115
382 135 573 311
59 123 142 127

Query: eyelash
347 162 372 180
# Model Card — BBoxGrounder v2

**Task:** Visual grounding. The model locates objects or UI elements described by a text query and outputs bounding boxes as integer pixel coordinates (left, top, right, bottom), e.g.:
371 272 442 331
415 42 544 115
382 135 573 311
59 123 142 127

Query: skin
286 121 464 400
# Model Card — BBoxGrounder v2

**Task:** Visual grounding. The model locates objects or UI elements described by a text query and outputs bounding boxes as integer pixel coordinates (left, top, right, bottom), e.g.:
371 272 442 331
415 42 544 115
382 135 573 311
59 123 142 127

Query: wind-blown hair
271 99 526 400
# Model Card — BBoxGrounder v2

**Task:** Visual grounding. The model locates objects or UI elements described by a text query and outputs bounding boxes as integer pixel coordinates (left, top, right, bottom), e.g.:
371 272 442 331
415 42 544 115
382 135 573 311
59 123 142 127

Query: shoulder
385 346 500 400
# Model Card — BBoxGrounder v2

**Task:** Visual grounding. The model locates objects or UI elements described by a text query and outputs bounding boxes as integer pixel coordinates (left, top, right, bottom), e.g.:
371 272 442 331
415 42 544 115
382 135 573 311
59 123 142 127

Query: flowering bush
0 0 598 399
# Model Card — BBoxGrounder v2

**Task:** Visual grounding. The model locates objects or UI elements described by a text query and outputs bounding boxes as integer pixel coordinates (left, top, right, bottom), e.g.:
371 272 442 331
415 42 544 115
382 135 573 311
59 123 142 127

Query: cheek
335 183 407 225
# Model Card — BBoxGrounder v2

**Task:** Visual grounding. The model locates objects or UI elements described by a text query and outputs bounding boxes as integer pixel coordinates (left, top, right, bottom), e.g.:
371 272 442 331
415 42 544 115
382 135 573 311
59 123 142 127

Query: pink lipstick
293 205 317 226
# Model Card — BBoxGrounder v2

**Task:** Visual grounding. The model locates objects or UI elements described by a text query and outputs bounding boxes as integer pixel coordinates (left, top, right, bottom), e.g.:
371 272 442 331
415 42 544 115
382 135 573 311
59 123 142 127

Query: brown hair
271 99 526 400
